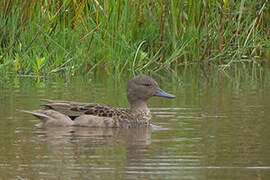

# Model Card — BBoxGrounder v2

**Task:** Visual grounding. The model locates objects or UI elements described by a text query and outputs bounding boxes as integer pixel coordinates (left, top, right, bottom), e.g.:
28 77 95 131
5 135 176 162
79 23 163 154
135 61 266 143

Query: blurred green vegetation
0 0 269 79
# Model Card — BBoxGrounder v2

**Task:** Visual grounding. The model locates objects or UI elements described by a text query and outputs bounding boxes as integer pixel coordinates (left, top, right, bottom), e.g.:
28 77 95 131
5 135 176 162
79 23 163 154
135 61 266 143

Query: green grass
0 0 269 79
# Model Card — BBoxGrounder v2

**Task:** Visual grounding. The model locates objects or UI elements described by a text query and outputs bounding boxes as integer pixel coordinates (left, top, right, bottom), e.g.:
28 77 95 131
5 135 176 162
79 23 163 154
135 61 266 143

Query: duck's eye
143 83 151 87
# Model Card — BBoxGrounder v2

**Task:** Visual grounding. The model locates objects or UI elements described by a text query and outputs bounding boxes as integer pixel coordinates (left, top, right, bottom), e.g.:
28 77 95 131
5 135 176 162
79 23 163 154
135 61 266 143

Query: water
0 75 270 180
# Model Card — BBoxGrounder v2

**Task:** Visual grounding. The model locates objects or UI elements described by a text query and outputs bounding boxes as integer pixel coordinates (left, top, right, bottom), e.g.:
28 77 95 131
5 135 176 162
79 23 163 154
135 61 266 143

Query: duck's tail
20 110 73 126
21 110 54 122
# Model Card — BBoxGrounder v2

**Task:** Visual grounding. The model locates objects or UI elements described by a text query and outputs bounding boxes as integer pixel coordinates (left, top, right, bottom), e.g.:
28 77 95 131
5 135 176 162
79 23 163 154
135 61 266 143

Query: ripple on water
1 77 270 180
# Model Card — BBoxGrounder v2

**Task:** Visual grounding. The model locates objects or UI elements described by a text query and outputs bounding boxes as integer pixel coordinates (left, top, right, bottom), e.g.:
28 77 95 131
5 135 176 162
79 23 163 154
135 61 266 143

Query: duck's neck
130 101 149 114
129 101 152 126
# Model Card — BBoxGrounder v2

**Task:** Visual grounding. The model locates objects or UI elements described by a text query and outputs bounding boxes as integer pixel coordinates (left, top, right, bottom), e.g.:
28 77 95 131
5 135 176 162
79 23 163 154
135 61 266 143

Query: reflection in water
0 76 270 179
33 126 152 179
36 126 151 148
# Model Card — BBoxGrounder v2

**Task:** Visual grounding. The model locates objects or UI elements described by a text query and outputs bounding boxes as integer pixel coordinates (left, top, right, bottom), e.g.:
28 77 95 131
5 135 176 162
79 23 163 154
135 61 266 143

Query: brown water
0 75 270 180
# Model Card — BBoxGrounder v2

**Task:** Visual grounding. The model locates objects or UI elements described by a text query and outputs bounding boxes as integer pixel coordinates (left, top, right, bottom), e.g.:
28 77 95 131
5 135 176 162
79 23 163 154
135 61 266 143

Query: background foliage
0 0 269 78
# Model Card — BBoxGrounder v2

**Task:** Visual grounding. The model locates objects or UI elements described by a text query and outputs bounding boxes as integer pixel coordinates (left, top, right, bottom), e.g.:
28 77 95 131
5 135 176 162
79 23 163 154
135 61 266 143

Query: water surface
0 75 270 179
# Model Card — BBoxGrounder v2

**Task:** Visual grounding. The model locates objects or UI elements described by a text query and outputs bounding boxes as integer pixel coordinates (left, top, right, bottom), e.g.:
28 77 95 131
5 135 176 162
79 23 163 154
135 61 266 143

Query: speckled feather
40 99 151 128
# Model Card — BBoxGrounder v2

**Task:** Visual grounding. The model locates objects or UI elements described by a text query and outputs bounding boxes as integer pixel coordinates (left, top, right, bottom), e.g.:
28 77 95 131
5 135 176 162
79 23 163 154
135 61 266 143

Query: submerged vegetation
0 0 269 80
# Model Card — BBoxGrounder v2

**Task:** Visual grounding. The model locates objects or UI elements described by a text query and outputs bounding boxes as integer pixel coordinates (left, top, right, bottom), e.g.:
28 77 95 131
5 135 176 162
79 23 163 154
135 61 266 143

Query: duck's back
42 99 121 118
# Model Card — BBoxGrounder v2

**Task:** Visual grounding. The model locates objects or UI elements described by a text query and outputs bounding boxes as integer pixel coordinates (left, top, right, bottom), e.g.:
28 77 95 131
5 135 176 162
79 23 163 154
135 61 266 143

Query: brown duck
21 75 175 128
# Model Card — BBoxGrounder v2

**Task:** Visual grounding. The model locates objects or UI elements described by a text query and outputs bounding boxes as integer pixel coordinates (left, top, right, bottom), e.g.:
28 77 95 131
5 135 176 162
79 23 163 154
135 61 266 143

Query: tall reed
0 0 269 79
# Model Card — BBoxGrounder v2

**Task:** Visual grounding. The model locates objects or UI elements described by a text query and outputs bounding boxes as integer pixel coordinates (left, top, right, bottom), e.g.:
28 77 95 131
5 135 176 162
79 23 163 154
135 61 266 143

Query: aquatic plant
0 0 269 79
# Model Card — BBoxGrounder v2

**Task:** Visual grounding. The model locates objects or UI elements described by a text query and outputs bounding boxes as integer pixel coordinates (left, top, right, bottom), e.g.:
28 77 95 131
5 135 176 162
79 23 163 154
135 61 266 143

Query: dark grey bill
154 88 175 99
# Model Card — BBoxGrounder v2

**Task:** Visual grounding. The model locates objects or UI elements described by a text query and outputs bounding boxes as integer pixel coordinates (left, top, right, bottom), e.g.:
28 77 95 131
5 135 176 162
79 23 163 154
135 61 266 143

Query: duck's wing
40 99 118 120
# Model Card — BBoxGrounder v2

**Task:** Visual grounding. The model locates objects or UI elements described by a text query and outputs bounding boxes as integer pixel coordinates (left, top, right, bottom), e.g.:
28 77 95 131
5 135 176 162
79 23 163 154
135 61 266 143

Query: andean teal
21 75 175 128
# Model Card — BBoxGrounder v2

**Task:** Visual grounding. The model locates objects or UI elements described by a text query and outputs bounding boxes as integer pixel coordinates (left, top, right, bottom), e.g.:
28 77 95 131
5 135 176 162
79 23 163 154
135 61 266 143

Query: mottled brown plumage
21 75 175 128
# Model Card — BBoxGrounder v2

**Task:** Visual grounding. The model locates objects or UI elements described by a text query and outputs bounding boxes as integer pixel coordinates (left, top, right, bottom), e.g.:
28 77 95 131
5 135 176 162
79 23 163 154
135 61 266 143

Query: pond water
0 75 270 180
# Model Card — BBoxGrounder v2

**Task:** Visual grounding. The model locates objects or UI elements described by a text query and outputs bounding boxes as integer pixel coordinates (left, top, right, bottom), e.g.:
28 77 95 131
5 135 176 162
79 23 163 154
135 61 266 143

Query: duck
21 75 175 128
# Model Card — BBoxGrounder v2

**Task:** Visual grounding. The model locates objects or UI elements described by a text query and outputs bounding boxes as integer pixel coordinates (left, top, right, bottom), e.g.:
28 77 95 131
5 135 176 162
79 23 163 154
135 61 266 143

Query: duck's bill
154 88 175 99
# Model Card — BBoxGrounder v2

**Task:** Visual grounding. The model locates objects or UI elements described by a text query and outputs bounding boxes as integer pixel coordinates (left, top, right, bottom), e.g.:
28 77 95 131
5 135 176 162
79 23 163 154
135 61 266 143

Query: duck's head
127 75 175 108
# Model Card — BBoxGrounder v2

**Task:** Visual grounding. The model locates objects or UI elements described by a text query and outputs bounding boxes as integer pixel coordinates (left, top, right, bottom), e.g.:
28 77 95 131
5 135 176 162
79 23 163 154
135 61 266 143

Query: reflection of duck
36 126 152 147
21 75 175 128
